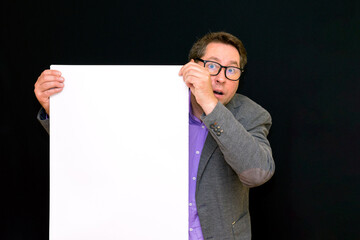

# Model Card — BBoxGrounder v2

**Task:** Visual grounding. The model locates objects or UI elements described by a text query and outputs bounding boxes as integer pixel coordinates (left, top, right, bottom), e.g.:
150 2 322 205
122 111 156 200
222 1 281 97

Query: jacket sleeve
37 108 50 134
201 99 274 188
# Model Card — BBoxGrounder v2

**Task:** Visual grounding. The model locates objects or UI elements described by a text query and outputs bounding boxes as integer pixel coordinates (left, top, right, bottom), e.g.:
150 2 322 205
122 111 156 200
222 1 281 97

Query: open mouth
213 90 224 95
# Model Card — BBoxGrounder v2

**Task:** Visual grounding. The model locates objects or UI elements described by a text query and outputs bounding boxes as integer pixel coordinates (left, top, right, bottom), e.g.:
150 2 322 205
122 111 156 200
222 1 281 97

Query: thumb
179 65 184 76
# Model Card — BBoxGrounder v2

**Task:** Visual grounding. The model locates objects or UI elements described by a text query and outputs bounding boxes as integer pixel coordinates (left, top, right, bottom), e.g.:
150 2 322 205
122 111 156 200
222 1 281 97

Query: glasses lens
226 67 241 80
205 62 220 75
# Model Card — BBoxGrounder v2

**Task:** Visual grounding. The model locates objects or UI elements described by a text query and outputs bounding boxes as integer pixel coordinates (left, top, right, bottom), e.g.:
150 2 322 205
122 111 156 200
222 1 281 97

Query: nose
214 67 226 83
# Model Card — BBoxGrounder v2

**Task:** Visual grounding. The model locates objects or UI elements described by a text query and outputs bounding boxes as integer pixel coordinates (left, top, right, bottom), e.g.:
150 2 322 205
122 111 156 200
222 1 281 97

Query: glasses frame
196 58 244 81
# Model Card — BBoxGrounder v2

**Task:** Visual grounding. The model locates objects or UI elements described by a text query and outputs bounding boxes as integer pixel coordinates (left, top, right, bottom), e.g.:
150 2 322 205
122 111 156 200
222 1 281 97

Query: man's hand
179 59 218 115
34 70 64 115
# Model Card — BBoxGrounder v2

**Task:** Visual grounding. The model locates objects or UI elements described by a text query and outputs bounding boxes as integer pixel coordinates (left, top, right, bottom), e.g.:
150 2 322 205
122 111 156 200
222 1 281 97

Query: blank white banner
50 65 188 240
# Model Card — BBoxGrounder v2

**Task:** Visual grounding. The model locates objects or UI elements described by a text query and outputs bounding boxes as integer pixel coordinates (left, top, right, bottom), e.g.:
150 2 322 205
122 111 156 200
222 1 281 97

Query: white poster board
50 65 188 240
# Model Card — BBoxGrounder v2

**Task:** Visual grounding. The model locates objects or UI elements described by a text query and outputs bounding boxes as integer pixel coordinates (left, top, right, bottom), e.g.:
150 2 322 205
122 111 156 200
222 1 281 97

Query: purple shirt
189 100 208 240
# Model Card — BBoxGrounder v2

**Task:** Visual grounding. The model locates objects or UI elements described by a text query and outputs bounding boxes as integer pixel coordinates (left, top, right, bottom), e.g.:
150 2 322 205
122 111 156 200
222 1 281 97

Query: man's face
200 42 240 106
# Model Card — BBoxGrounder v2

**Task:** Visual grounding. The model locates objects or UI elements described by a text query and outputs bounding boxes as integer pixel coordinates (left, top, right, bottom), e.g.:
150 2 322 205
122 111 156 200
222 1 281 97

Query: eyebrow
207 57 240 67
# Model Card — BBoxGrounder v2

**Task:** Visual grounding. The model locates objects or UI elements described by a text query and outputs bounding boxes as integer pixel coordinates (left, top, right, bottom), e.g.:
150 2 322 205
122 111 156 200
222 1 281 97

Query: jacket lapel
196 134 218 181
196 95 242 182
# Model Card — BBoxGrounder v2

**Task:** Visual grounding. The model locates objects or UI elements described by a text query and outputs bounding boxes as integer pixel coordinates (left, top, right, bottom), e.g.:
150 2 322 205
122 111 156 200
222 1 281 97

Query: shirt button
202 125 205 129
192 177 196 181
189 203 192 206
189 228 193 232
195 150 200 154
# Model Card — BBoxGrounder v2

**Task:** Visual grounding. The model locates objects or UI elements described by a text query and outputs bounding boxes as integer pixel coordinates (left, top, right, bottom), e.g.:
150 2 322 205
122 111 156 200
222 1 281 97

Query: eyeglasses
196 58 244 81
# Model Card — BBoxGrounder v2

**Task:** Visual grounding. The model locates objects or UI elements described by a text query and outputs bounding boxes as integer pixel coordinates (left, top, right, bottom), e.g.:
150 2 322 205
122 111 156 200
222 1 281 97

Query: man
35 32 274 239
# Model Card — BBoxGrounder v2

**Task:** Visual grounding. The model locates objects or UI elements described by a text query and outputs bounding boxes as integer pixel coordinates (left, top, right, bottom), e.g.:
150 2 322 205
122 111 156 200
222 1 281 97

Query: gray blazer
37 93 274 240
197 93 274 240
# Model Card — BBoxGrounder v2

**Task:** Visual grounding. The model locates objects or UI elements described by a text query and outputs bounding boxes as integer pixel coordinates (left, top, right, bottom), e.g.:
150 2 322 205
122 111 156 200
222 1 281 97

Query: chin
219 99 228 105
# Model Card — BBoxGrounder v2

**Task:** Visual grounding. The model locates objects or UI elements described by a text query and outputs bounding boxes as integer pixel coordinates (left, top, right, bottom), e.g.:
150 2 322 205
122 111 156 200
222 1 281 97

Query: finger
183 72 202 84
38 81 64 92
179 59 199 76
39 75 64 85
37 70 63 85
184 79 194 90
36 76 64 89
38 87 64 101
44 87 64 96
183 67 209 83
179 63 194 76
35 83 64 100
181 65 203 80
41 69 62 77
183 60 206 73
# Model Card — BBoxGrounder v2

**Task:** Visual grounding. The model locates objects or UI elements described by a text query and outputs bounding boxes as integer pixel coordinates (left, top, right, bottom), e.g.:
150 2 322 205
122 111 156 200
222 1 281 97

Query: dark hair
188 32 247 69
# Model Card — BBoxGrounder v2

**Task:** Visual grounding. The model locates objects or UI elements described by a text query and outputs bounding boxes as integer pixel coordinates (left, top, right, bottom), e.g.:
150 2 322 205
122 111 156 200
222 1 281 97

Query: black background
2 0 359 239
